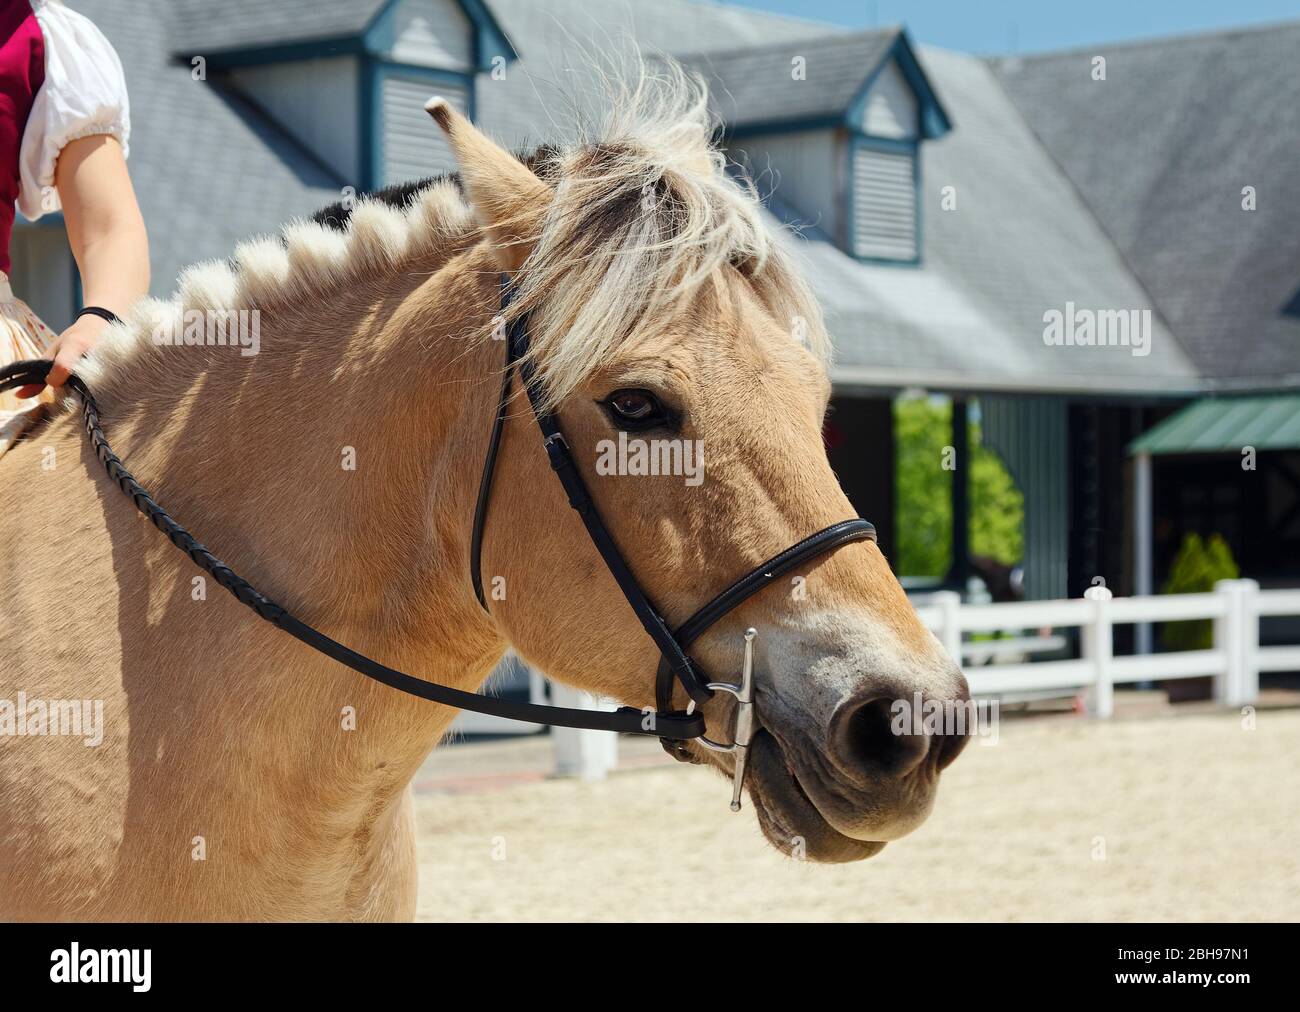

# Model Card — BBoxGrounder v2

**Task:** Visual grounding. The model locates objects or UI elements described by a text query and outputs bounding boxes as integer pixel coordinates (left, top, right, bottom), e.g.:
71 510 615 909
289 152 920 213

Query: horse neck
107 245 510 785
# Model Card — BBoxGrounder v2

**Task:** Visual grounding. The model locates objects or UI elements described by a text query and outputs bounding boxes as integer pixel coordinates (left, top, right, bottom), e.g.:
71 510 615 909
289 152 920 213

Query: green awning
1129 395 1300 455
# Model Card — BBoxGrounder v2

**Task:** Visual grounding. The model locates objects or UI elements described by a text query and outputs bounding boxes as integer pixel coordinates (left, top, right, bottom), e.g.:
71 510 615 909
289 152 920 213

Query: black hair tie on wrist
76 306 121 325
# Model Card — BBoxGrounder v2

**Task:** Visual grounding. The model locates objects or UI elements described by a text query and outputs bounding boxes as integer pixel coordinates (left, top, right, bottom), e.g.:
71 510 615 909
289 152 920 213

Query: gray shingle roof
165 0 832 61
486 37 1200 394
474 0 836 153
488 0 834 59
678 28 901 130
993 22 1300 390
778 47 1200 395
167 0 389 54
76 0 836 303
57 2 1291 396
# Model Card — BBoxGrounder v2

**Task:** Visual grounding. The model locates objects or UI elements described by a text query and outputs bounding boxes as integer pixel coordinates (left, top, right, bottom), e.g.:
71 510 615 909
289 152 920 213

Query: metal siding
1129 395 1300 455
860 59 919 139
389 0 475 71
381 74 468 185
852 144 917 261
981 397 1069 600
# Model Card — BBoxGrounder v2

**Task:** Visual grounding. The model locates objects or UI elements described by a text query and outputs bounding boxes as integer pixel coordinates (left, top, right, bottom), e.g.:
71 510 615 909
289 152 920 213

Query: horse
0 66 970 920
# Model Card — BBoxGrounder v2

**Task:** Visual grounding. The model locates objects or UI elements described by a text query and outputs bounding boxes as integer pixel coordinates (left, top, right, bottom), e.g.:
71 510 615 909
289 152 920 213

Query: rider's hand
14 312 109 399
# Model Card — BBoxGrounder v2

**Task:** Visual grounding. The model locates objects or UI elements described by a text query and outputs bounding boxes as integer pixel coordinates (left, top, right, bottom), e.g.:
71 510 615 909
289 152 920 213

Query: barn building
16 0 1300 629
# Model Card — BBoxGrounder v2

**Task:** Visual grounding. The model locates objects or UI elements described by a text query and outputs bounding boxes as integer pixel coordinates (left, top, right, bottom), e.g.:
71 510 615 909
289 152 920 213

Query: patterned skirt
0 272 57 458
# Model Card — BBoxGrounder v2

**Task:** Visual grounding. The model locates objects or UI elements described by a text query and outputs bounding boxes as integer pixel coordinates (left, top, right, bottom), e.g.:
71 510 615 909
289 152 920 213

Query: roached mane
77 56 828 407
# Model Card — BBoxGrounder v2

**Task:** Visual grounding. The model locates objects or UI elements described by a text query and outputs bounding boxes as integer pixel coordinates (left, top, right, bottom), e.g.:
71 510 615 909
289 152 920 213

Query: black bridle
476 282 876 795
0 280 874 809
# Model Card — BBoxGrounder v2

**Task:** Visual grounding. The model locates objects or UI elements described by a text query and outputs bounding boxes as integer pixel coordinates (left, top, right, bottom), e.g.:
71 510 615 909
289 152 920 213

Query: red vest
0 1 44 275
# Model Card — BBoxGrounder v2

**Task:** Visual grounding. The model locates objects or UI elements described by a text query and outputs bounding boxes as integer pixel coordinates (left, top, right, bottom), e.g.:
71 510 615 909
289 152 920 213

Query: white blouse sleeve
16 1 131 220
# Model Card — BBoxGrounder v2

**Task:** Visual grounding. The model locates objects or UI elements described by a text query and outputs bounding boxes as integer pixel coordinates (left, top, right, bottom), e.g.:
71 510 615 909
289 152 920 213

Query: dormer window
685 29 949 266
371 0 487 185
848 55 923 264
174 0 515 191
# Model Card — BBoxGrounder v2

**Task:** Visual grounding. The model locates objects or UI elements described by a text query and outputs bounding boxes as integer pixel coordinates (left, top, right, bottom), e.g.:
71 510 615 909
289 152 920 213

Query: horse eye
603 389 664 426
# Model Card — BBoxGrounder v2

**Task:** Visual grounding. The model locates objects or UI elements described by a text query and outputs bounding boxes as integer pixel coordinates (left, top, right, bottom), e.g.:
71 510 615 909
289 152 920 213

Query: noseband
0 277 875 812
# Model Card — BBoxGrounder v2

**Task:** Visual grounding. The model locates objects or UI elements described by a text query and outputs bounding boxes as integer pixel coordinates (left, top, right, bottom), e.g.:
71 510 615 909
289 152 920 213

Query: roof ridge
674 0 839 36
990 16 1300 64
674 24 900 66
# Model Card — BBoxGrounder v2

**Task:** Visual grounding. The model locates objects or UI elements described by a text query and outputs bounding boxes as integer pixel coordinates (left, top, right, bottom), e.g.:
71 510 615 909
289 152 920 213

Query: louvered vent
851 145 917 262
382 75 469 186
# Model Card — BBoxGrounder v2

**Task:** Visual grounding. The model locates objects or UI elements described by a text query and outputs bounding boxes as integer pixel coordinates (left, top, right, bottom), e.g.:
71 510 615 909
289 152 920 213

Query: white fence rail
912 579 1300 716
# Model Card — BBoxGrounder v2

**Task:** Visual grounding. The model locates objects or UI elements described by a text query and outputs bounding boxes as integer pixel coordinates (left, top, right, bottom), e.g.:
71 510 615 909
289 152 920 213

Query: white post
1212 583 1230 705
932 590 963 664
549 683 618 781
1214 579 1258 707
1213 580 1239 706
1082 584 1114 717
1239 578 1260 705
1134 451 1154 655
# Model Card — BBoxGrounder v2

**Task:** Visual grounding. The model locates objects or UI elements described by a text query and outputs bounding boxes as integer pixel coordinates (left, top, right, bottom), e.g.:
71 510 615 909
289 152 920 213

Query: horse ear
425 97 550 273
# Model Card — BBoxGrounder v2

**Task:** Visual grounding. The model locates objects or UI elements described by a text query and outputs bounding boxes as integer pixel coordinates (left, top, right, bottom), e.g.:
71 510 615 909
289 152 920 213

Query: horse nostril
831 695 931 780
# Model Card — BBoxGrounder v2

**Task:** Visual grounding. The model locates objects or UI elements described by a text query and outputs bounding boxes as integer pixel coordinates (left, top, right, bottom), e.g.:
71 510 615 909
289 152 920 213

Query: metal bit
689 628 759 812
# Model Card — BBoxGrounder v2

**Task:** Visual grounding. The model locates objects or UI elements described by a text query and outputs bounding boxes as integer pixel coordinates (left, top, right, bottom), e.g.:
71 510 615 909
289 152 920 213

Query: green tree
895 397 952 577
894 397 1024 577
970 434 1024 566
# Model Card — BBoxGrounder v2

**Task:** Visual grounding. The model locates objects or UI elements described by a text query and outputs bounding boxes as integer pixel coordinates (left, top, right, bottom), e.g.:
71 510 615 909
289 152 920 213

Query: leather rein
0 279 875 810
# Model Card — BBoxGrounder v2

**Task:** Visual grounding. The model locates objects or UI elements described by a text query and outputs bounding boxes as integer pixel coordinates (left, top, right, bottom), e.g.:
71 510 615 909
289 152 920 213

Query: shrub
1160 533 1240 651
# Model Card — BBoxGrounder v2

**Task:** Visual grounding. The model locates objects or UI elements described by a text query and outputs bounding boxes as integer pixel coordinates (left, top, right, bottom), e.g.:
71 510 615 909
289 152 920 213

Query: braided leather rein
0 358 705 738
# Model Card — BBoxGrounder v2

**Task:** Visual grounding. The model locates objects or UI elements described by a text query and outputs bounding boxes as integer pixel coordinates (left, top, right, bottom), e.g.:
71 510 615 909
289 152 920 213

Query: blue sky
728 0 1300 54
